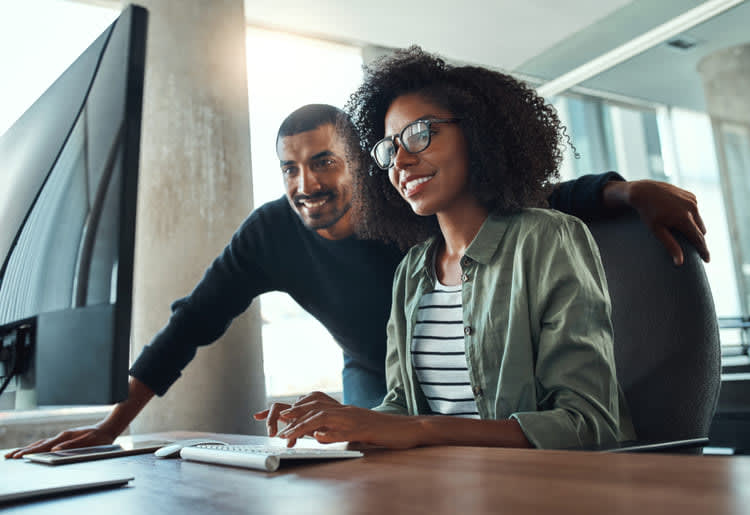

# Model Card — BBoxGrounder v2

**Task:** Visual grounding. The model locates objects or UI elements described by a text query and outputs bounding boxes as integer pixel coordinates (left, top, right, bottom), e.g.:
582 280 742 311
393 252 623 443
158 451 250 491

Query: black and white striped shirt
411 280 479 418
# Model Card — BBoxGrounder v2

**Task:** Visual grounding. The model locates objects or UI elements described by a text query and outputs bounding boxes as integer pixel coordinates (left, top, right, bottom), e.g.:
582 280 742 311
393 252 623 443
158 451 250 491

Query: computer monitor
0 5 147 409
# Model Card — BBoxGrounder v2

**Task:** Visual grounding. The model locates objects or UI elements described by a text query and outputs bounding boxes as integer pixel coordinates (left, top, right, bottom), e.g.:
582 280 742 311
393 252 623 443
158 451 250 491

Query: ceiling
518 0 750 111
243 0 634 71
243 0 750 112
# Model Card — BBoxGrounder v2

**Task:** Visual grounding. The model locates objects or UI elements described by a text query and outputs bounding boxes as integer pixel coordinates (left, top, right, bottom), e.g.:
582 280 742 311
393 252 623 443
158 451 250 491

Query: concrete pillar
124 0 266 435
697 43 750 316
698 44 750 124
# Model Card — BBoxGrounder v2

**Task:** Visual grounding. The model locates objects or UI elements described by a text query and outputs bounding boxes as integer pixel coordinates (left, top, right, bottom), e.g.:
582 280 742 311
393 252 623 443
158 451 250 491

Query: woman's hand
603 179 709 265
274 401 424 449
253 391 342 442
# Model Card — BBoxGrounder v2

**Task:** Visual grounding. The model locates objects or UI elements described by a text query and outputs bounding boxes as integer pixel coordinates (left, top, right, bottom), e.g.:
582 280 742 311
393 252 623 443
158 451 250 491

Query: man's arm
6 201 285 458
549 172 709 265
128 212 277 396
4 377 154 458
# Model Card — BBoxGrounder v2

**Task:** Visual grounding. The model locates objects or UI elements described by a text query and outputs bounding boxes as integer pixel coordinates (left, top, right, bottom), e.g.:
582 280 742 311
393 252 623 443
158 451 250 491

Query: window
714 122 750 316
553 95 665 181
553 95 617 179
553 92 743 354
0 0 117 136
245 28 363 399
667 108 741 320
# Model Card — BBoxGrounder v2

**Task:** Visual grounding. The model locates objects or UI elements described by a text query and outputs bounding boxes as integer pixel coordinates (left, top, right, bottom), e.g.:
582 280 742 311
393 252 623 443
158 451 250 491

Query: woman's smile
400 173 435 197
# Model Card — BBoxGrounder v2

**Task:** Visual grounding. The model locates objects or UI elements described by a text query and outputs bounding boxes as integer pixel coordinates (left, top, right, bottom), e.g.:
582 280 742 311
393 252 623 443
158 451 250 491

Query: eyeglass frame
369 118 462 171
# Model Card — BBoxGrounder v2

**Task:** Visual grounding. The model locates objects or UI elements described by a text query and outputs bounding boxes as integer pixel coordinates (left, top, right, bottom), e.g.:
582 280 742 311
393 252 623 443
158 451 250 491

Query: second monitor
0 5 148 409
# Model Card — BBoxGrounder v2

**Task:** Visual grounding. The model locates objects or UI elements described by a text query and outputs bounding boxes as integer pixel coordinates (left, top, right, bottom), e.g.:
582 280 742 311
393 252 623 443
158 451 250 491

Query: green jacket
374 209 636 449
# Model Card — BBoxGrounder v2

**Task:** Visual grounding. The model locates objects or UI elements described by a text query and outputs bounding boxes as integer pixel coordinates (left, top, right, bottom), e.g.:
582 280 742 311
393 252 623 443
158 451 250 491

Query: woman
255 47 635 450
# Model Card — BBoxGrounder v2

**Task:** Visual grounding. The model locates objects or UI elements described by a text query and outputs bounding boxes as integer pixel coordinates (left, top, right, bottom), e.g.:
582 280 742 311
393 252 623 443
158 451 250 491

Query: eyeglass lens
373 141 395 170
402 121 431 153
373 121 431 169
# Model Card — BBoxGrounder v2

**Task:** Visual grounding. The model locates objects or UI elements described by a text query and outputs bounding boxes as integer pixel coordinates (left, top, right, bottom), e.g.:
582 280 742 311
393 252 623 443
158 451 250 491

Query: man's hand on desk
4 423 118 459
5 377 153 459
602 179 710 266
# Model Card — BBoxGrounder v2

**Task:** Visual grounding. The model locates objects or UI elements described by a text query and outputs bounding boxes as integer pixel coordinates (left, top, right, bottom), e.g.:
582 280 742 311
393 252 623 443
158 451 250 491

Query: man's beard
302 201 352 230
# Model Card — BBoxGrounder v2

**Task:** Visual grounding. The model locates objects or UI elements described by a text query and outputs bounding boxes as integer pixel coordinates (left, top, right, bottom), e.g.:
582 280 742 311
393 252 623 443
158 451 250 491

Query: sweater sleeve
547 171 625 221
128 207 278 396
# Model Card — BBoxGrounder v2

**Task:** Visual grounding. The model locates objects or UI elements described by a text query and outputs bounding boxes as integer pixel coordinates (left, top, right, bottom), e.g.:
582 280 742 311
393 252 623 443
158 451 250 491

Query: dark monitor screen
0 5 147 408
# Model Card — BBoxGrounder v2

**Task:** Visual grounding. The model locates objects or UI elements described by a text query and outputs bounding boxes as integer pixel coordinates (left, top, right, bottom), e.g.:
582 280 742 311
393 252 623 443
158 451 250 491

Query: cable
0 338 17 396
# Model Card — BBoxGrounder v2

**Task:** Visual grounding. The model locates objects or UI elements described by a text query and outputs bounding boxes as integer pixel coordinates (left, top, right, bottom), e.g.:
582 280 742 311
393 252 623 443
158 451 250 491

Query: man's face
277 124 353 239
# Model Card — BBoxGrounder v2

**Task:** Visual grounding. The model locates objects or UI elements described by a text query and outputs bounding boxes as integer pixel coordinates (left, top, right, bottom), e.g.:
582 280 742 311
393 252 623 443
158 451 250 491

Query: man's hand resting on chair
602 179 709 266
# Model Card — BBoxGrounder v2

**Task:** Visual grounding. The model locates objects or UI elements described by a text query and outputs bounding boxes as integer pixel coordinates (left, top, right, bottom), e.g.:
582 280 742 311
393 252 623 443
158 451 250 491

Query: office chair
585 210 721 444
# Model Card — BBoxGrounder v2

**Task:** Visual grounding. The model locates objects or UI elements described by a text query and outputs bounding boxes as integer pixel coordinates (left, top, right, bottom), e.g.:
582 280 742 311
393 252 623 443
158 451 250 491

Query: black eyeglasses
370 118 461 170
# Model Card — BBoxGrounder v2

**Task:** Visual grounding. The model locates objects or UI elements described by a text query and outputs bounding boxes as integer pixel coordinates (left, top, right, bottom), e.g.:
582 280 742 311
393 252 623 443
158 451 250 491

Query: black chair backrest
585 211 721 441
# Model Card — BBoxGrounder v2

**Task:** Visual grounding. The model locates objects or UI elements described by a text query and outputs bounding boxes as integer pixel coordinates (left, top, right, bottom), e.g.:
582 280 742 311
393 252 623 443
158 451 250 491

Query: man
6 104 708 457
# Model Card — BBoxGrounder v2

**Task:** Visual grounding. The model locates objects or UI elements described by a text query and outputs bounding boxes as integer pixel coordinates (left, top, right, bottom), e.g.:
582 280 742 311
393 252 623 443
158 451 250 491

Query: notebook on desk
0 472 133 504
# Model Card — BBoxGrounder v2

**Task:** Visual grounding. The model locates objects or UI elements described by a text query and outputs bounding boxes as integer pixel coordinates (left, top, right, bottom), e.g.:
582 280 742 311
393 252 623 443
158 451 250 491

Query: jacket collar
410 213 514 279
464 213 513 264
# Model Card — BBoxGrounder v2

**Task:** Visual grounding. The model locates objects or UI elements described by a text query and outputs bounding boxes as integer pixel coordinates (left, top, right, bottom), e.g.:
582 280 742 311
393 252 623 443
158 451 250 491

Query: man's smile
295 192 334 212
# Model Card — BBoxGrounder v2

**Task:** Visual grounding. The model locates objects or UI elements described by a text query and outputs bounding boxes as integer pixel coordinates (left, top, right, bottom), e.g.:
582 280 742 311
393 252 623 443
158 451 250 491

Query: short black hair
275 104 358 152
346 46 565 250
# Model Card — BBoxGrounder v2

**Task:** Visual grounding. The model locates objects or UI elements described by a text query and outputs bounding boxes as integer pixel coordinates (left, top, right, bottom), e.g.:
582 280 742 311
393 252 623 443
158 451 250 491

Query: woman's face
384 94 471 217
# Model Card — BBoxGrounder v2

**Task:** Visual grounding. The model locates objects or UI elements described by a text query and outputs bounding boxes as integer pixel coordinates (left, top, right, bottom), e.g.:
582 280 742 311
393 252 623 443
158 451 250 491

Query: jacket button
461 256 472 267
464 326 473 336
461 273 470 283
472 385 483 397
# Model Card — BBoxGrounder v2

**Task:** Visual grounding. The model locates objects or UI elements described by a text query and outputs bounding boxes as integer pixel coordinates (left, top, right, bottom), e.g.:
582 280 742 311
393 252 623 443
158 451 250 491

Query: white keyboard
179 444 363 472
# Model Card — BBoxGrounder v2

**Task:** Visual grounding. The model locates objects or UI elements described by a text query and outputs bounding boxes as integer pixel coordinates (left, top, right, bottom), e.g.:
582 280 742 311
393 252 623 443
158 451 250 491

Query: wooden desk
2 431 749 514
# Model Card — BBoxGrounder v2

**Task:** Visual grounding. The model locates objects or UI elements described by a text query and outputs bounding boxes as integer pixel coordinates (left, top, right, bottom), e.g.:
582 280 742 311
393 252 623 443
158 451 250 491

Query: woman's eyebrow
387 114 442 136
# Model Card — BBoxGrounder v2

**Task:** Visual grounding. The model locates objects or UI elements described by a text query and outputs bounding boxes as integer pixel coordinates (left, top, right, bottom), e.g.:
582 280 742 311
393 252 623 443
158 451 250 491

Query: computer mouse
154 439 227 459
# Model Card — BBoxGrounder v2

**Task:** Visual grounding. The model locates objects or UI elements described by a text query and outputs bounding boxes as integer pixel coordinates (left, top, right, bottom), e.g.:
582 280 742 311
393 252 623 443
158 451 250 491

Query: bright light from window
246 28 363 398
670 107 741 318
0 0 118 136
552 92 742 321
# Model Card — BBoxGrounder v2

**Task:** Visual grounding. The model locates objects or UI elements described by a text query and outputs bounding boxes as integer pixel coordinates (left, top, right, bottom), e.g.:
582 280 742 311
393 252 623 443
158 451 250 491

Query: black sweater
130 172 623 395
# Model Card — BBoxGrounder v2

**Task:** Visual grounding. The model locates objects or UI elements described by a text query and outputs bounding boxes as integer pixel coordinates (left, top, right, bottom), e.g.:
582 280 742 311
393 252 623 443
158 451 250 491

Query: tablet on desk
24 440 171 465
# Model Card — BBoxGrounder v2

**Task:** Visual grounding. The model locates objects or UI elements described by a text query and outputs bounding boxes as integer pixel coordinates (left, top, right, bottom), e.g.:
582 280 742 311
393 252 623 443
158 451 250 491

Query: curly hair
346 46 566 250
